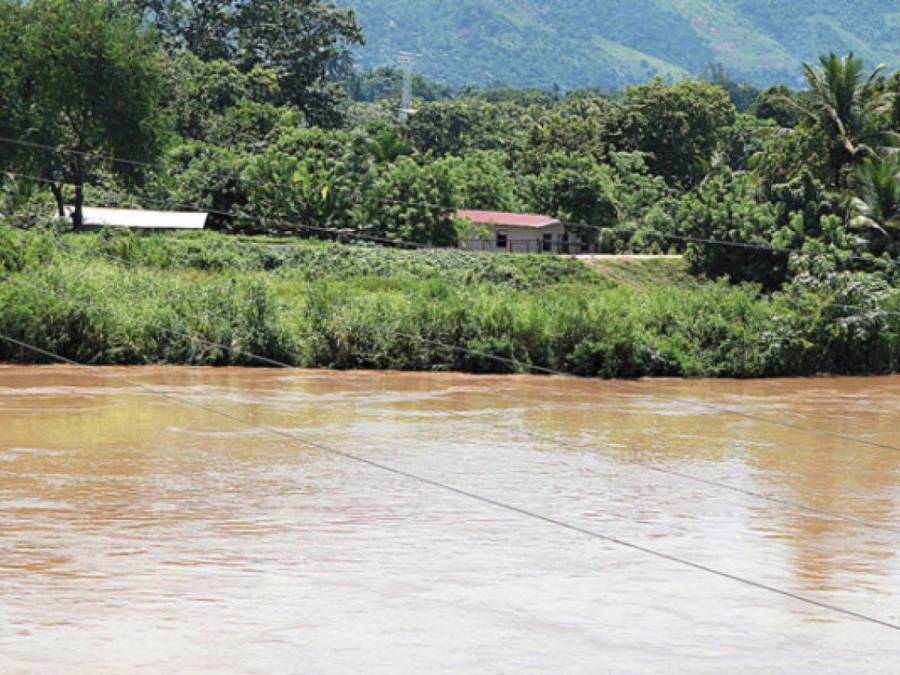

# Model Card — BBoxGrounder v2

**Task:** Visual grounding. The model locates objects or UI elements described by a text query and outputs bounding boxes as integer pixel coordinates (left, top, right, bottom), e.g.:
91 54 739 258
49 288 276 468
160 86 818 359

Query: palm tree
846 155 900 249
798 53 898 185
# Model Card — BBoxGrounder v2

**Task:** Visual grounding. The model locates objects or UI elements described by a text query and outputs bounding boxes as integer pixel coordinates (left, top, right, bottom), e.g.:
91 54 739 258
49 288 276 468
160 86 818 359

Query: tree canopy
2 0 165 227
128 0 364 126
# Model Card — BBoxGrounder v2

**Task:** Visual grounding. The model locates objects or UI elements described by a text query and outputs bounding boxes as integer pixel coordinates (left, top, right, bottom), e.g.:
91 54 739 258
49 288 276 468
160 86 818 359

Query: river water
1 365 899 673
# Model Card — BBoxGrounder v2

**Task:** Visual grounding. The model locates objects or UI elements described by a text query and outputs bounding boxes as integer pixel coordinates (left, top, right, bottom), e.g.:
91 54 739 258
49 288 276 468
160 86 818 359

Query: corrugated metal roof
457 210 560 229
63 207 208 230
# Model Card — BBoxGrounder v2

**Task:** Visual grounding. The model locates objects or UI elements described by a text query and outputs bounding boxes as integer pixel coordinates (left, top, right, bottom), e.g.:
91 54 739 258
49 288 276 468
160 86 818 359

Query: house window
496 229 508 249
542 233 553 252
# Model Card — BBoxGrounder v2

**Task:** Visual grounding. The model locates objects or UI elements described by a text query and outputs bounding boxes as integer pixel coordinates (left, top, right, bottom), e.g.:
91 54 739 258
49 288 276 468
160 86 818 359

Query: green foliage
2 229 898 376
751 85 801 128
523 153 617 228
676 171 797 288
345 1 900 90
0 2 26 149
616 79 736 188
0 225 25 273
361 157 459 246
521 97 622 167
797 53 899 185
129 0 364 126
846 155 900 253
2 0 165 226
433 151 518 211
347 66 454 103
701 63 761 112
160 52 301 146
403 100 521 157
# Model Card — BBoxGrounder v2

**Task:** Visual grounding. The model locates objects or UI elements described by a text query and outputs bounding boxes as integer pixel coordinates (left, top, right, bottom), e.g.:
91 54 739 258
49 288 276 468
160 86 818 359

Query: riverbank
1 227 898 378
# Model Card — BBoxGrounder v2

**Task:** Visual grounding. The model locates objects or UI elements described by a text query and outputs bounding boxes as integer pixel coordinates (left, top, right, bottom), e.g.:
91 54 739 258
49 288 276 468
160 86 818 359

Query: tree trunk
49 183 65 218
73 181 84 230
72 157 85 230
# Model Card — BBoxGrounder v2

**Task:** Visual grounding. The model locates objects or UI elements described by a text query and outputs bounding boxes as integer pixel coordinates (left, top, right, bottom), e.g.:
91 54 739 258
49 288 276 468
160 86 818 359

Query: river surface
1 366 899 673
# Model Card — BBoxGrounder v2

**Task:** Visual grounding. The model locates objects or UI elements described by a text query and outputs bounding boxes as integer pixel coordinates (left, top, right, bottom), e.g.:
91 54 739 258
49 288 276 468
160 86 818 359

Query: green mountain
342 0 900 89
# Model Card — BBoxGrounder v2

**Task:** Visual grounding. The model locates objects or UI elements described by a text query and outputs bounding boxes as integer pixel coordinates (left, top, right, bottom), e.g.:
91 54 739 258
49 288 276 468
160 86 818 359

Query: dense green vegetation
1 228 897 377
345 0 900 90
0 0 899 377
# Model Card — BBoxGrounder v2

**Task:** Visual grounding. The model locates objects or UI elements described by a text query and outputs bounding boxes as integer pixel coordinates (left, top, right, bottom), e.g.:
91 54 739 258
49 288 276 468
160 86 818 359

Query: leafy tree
128 0 363 126
7 0 165 228
240 152 351 234
675 170 797 288
794 53 898 186
362 158 459 246
148 141 251 226
615 79 736 188
846 155 900 252
890 72 900 132
403 100 521 157
433 151 519 211
519 98 622 172
160 52 288 142
751 85 801 128
523 153 616 250
365 125 414 164
701 63 760 112
750 124 831 196
0 2 26 150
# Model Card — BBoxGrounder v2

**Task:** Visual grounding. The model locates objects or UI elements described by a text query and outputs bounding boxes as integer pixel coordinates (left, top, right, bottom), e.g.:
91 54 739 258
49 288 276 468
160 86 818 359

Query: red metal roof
457 210 560 229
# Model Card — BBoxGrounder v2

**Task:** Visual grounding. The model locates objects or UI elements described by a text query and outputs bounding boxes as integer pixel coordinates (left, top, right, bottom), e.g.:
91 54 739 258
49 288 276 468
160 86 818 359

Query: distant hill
342 0 900 89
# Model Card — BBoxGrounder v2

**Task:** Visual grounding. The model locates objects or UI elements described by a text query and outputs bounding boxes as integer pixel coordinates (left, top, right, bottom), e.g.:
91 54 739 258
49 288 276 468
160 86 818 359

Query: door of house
542 233 553 252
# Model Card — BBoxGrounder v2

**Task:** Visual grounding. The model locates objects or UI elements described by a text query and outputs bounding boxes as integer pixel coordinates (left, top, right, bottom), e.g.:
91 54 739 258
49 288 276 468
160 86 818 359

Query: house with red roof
457 210 588 254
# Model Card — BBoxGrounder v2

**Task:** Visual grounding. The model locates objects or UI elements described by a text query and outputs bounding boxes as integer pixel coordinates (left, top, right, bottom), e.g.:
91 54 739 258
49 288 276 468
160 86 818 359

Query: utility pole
398 51 417 122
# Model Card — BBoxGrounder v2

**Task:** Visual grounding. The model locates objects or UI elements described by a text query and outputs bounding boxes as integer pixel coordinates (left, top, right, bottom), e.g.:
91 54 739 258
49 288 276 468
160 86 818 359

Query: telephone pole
398 51 417 122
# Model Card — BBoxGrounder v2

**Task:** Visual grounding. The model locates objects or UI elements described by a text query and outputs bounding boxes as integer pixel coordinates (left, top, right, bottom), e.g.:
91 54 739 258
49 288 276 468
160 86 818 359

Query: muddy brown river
1 365 899 673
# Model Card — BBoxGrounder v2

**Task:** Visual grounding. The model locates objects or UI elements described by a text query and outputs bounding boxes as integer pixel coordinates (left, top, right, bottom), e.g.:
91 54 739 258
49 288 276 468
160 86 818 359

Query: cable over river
1 366 899 673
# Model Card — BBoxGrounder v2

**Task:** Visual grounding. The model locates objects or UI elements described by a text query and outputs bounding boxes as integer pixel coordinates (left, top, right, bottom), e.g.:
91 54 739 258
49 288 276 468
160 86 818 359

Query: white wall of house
462 223 586 254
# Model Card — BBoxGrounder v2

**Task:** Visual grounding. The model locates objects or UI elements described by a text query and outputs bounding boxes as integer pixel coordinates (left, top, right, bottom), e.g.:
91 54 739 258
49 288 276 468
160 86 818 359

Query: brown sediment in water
1 366 899 672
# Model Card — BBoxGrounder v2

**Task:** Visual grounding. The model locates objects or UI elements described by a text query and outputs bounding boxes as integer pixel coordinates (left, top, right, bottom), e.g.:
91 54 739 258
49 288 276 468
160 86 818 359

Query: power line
0 326 898 632
1 170 429 250
3 248 900 536
4 164 899 325
3 135 899 269
6 165 900 309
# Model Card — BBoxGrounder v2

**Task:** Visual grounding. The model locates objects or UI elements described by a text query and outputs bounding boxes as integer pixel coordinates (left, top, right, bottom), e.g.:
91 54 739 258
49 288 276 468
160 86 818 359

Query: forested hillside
344 0 900 89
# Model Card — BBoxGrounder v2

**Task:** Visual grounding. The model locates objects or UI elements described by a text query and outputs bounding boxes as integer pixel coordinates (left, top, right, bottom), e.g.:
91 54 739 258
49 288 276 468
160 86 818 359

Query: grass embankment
1 227 898 377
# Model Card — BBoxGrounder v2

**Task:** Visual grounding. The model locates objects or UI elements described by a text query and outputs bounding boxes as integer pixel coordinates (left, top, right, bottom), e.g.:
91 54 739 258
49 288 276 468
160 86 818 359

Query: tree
751 85 800 128
615 79 736 188
362 158 459 246
9 0 165 228
160 52 286 142
675 170 797 289
519 97 623 172
403 100 520 157
701 63 760 113
846 155 900 252
795 53 898 186
127 0 364 126
433 151 519 211
347 66 453 103
0 2 27 151
522 153 617 244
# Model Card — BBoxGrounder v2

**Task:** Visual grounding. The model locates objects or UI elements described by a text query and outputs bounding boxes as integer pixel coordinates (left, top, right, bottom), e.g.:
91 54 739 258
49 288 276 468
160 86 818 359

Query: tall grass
1 226 898 377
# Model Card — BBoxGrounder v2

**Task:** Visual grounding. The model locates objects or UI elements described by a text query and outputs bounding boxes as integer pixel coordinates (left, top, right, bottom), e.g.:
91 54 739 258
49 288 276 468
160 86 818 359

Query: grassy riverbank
1 226 898 378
